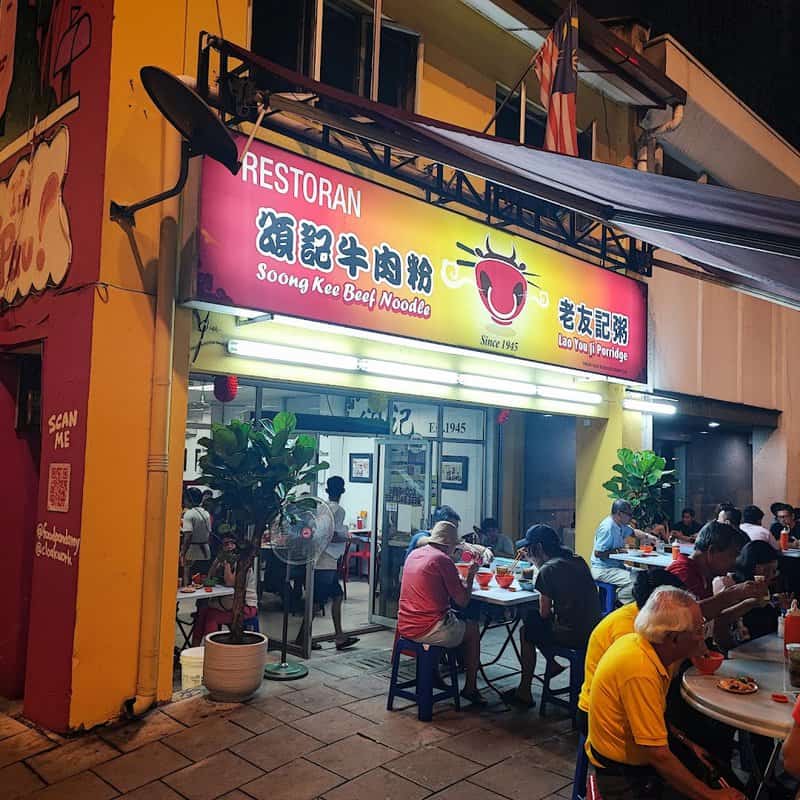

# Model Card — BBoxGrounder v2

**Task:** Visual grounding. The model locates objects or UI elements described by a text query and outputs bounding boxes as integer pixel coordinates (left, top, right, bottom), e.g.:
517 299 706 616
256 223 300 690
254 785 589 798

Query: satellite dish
264 497 334 681
110 66 240 226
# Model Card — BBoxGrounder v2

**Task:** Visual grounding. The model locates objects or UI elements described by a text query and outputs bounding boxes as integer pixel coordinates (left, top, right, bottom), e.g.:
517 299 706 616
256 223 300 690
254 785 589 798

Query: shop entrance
0 347 42 700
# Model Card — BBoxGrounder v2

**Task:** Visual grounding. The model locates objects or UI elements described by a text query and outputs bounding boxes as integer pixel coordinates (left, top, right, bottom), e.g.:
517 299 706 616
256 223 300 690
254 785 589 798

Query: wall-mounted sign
0 127 72 304
190 136 647 382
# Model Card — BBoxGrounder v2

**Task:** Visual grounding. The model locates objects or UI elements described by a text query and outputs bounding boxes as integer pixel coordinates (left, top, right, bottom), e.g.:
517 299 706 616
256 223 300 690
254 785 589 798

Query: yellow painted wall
69 0 250 729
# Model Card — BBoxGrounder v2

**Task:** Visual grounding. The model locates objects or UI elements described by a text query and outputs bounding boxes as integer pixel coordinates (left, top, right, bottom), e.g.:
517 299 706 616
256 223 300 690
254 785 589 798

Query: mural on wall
0 1 95 307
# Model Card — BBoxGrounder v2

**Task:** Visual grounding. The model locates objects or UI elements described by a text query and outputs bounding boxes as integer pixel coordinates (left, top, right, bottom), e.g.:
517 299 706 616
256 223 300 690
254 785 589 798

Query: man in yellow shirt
588 587 744 800
577 568 684 735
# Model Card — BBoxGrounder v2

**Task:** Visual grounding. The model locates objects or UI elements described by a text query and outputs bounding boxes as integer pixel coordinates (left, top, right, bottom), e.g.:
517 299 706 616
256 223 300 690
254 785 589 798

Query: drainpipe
126 135 181 717
636 103 684 173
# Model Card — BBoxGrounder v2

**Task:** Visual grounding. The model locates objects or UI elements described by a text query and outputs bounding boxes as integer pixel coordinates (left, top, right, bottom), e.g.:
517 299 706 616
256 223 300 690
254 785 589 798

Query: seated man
503 525 601 708
404 505 461 562
740 504 780 551
667 521 763 625
577 568 685 735
590 500 654 604
672 507 702 542
398 520 485 706
475 517 514 557
588 587 744 800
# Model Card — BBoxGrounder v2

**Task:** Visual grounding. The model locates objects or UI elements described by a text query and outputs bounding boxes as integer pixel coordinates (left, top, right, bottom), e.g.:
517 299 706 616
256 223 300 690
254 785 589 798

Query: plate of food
717 676 758 695
179 586 197 594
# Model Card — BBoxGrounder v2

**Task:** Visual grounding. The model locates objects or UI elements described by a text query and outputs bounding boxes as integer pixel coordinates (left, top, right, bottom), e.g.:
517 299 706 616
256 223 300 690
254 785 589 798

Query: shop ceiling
196 34 800 305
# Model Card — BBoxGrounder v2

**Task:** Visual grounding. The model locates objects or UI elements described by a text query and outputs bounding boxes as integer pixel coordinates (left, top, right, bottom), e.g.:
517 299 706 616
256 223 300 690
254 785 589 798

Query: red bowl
692 652 724 675
475 571 493 588
456 563 471 579
495 573 514 589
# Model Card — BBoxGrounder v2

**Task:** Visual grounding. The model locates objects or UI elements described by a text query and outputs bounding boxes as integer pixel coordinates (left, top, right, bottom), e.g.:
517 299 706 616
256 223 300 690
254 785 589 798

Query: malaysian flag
534 1 579 156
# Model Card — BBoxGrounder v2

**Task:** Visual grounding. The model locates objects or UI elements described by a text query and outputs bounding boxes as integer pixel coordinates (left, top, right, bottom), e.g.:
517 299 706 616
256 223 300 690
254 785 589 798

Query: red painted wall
0 359 40 698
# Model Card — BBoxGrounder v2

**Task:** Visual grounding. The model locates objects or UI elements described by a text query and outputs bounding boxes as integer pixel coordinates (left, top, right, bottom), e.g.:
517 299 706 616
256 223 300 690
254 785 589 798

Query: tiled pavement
0 636 579 800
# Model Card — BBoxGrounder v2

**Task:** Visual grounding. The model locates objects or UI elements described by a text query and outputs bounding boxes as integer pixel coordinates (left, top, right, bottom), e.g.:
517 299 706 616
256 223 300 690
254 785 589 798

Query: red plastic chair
348 542 371 579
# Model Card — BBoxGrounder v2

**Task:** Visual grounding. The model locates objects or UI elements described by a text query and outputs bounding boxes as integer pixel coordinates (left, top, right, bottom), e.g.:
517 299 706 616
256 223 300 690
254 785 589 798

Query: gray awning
412 122 800 303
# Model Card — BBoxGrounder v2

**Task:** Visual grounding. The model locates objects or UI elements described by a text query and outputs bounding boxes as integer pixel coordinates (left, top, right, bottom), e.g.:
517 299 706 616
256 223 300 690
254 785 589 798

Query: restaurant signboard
190 136 648 382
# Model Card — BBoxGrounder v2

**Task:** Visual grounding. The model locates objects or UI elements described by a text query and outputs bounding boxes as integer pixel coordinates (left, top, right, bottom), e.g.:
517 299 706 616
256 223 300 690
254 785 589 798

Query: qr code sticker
47 463 71 513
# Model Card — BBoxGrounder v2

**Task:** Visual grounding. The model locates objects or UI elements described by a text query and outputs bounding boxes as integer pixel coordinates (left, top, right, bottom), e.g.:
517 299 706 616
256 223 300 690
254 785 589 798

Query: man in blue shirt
404 505 461 562
590 499 641 604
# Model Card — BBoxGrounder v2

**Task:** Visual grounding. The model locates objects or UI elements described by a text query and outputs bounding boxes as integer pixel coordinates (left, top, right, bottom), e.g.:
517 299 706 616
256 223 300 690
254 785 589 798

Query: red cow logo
456 238 539 326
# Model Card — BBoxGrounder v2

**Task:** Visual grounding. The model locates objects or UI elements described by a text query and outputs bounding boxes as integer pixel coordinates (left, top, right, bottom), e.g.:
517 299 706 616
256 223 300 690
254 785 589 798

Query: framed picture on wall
349 453 373 484
441 456 469 491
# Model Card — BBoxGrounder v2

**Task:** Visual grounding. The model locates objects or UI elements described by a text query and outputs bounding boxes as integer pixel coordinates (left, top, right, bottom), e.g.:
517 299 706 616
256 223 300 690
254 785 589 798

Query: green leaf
273 411 297 433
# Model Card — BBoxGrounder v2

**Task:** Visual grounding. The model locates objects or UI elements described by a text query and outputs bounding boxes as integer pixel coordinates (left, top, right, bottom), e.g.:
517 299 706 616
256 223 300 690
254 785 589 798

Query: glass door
369 438 433 626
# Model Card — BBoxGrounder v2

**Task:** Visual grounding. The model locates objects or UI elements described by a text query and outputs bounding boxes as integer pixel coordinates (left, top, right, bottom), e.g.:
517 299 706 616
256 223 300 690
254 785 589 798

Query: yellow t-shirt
578 602 638 713
587 632 671 766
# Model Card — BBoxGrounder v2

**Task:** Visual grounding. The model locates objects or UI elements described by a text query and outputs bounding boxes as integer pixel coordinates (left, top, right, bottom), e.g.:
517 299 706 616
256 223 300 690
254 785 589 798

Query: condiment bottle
781 528 790 551
784 600 800 655
671 539 680 561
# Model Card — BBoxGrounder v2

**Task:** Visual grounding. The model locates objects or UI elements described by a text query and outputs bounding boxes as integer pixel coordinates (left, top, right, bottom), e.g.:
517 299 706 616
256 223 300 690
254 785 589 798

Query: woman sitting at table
502 524 601 708
713 540 781 650
192 534 258 645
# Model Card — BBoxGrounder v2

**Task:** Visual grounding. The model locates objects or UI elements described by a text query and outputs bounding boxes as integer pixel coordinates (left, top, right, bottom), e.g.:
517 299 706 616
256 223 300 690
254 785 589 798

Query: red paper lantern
496 409 511 425
213 374 238 403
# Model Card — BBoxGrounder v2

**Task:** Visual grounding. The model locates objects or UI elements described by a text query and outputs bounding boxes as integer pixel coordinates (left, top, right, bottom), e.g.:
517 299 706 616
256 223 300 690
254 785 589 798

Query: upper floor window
494 86 593 160
251 0 419 112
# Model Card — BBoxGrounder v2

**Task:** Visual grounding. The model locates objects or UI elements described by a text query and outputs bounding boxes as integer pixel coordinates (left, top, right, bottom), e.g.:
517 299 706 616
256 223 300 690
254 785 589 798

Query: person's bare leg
514 633 537 704
462 621 481 694
332 595 344 640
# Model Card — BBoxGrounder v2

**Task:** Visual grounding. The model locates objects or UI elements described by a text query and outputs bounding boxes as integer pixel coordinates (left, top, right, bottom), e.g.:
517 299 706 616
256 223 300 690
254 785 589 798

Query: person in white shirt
740 505 780 552
297 476 359 651
181 487 213 583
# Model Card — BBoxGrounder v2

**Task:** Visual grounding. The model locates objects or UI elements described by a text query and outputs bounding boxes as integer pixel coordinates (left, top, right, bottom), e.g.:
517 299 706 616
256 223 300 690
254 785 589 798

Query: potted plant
602 447 675 530
197 411 326 701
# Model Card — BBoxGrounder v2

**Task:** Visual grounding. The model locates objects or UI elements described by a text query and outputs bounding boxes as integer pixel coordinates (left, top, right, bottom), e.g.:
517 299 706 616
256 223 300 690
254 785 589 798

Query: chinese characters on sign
193 137 648 382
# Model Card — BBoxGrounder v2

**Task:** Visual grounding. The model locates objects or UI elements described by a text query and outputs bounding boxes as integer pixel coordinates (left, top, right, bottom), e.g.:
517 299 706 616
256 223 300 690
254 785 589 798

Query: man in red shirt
667 521 762 623
398 520 484 705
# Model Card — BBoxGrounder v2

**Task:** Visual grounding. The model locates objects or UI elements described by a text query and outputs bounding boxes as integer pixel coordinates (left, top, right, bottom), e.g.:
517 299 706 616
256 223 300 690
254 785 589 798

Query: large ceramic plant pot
203 631 268 702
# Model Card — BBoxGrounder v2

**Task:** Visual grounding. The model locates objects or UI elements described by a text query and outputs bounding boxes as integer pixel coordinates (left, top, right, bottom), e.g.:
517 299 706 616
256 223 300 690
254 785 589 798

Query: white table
682 635 794 799
782 549 800 559
175 586 234 649
609 551 674 569
469 576 540 702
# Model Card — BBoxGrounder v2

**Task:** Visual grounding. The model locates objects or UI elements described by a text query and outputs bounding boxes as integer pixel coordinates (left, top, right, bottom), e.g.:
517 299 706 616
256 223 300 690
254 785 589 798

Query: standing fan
264 496 334 681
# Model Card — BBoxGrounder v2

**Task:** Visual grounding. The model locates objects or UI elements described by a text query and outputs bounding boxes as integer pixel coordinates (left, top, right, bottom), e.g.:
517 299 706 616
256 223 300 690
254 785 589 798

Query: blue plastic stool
595 581 618 617
243 616 260 633
572 733 589 800
387 637 460 721
540 646 585 726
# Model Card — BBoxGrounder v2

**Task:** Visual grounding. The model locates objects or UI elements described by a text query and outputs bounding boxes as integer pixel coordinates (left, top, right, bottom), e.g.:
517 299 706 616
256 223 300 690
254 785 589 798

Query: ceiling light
358 358 457 384
458 374 537 395
623 398 677 416
700 431 709 435
536 385 603 404
708 421 720 428
227 339 358 371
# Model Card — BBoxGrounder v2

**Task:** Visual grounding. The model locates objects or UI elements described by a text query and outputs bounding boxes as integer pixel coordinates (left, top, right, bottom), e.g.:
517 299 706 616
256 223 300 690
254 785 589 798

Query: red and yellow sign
193 137 647 381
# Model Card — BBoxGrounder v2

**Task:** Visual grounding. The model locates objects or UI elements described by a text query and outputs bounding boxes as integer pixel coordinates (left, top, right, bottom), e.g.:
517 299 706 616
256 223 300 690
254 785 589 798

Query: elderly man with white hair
588 587 744 800
398 520 485 706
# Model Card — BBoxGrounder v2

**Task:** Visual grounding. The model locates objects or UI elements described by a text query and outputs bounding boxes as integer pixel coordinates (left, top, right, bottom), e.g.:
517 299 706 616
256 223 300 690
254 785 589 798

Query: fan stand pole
264 559 308 681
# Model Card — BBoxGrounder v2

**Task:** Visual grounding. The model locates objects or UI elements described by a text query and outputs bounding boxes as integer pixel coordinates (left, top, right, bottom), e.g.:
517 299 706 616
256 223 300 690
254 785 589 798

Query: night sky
580 0 800 150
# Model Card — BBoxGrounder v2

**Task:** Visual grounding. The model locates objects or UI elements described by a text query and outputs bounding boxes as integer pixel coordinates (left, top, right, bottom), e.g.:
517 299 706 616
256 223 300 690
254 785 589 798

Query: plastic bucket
180 646 205 690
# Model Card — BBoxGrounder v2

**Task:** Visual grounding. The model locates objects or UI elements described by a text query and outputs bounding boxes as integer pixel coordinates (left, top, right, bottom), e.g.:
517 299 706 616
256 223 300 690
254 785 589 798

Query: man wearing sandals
398 520 486 706
502 524 600 708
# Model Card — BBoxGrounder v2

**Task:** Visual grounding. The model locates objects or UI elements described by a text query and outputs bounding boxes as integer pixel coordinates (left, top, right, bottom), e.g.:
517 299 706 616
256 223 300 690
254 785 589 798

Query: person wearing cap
398 520 485 706
502 524 601 708
591 499 654 605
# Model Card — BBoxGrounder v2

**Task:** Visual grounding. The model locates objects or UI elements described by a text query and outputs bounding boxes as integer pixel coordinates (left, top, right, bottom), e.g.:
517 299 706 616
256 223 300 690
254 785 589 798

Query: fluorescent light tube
458 374 537 396
536 385 603 404
227 340 358 371
623 399 677 416
358 358 457 384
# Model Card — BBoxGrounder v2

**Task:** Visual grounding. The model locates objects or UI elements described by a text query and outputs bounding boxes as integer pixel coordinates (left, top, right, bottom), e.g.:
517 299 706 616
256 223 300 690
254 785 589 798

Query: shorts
522 609 556 646
314 569 343 605
415 610 466 649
